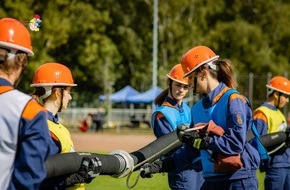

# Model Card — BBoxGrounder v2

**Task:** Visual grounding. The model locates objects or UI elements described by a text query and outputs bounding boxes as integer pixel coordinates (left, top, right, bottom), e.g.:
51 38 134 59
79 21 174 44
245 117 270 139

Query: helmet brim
167 74 188 85
0 42 34 56
183 56 219 77
31 83 77 87
266 85 290 95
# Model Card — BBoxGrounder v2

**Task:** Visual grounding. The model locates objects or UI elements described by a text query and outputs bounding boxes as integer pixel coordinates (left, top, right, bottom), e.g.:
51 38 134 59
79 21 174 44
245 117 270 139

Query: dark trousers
201 177 258 190
95 121 103 131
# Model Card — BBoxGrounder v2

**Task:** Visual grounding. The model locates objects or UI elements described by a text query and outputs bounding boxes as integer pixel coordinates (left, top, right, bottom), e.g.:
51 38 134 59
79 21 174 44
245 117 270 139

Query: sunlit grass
85 172 169 190
257 171 265 190
85 170 265 190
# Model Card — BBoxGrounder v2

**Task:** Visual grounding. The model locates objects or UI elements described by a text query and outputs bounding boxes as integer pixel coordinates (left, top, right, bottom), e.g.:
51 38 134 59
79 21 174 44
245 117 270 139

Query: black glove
176 124 200 145
177 124 210 149
65 173 85 187
65 156 102 186
140 161 163 178
79 156 102 182
192 136 210 150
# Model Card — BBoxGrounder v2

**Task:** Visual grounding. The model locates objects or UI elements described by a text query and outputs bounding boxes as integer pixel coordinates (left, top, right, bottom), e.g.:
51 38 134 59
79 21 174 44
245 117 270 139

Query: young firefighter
141 46 260 190
146 63 204 190
178 45 260 190
0 18 52 190
253 76 290 190
31 63 100 190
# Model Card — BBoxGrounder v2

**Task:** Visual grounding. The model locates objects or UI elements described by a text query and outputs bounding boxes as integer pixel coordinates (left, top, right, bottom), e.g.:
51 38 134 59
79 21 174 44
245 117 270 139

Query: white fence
58 107 153 131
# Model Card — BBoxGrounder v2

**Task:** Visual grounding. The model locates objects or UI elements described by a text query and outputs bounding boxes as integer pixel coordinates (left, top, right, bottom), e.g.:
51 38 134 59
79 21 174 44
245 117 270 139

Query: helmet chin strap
276 92 282 108
58 88 64 113
192 76 198 96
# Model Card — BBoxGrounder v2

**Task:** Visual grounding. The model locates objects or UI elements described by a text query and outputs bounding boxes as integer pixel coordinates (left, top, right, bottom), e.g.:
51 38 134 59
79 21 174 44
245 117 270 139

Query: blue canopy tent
127 86 163 104
99 85 140 103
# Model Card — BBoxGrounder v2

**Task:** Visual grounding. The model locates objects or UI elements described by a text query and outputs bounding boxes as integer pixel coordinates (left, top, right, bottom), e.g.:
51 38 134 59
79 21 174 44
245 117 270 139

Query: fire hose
45 131 182 179
45 129 289 179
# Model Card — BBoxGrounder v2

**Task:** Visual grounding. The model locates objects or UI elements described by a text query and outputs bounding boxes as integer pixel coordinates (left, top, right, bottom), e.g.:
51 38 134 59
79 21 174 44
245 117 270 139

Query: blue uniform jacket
0 78 54 190
191 82 260 181
191 83 260 181
152 96 203 190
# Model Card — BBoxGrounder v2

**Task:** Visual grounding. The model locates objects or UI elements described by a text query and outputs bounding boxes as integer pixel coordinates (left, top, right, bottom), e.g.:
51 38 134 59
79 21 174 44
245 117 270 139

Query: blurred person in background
142 63 204 190
31 62 100 190
79 113 93 132
92 106 106 132
253 76 290 190
0 17 52 190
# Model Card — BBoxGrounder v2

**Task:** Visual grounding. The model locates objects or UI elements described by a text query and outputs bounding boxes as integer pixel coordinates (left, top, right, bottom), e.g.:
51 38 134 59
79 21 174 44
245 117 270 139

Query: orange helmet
0 18 34 56
167 63 188 85
31 63 77 87
266 76 290 95
180 46 219 77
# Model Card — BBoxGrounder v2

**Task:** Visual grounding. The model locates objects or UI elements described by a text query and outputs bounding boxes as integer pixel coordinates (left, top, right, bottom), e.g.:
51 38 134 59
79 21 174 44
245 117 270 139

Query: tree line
1 0 290 107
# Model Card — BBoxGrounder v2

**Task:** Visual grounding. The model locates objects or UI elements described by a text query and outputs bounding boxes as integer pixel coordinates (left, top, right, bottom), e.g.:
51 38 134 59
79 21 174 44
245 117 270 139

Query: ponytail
31 87 47 104
154 88 169 106
210 59 237 89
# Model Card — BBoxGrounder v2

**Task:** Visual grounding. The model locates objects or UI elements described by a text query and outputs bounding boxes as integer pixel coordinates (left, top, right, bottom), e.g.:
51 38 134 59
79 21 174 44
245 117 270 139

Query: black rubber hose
259 131 287 151
45 131 181 178
45 153 125 178
45 131 288 178
130 132 181 170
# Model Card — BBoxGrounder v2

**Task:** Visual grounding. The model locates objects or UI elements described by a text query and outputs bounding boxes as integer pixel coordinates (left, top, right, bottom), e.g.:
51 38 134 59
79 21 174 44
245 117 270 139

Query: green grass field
84 171 266 190
85 172 168 190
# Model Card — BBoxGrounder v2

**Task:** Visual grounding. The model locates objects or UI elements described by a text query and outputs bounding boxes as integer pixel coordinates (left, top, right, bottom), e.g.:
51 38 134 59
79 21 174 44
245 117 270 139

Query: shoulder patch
233 112 244 125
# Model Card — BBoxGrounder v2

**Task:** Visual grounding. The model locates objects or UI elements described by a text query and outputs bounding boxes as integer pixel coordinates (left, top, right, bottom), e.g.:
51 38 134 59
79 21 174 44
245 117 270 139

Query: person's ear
273 91 281 99
52 88 60 99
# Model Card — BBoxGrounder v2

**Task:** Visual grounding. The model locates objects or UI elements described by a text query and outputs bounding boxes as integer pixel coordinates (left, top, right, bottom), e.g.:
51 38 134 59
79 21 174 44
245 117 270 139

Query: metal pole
249 72 254 105
284 72 288 118
152 0 158 88
107 81 114 127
